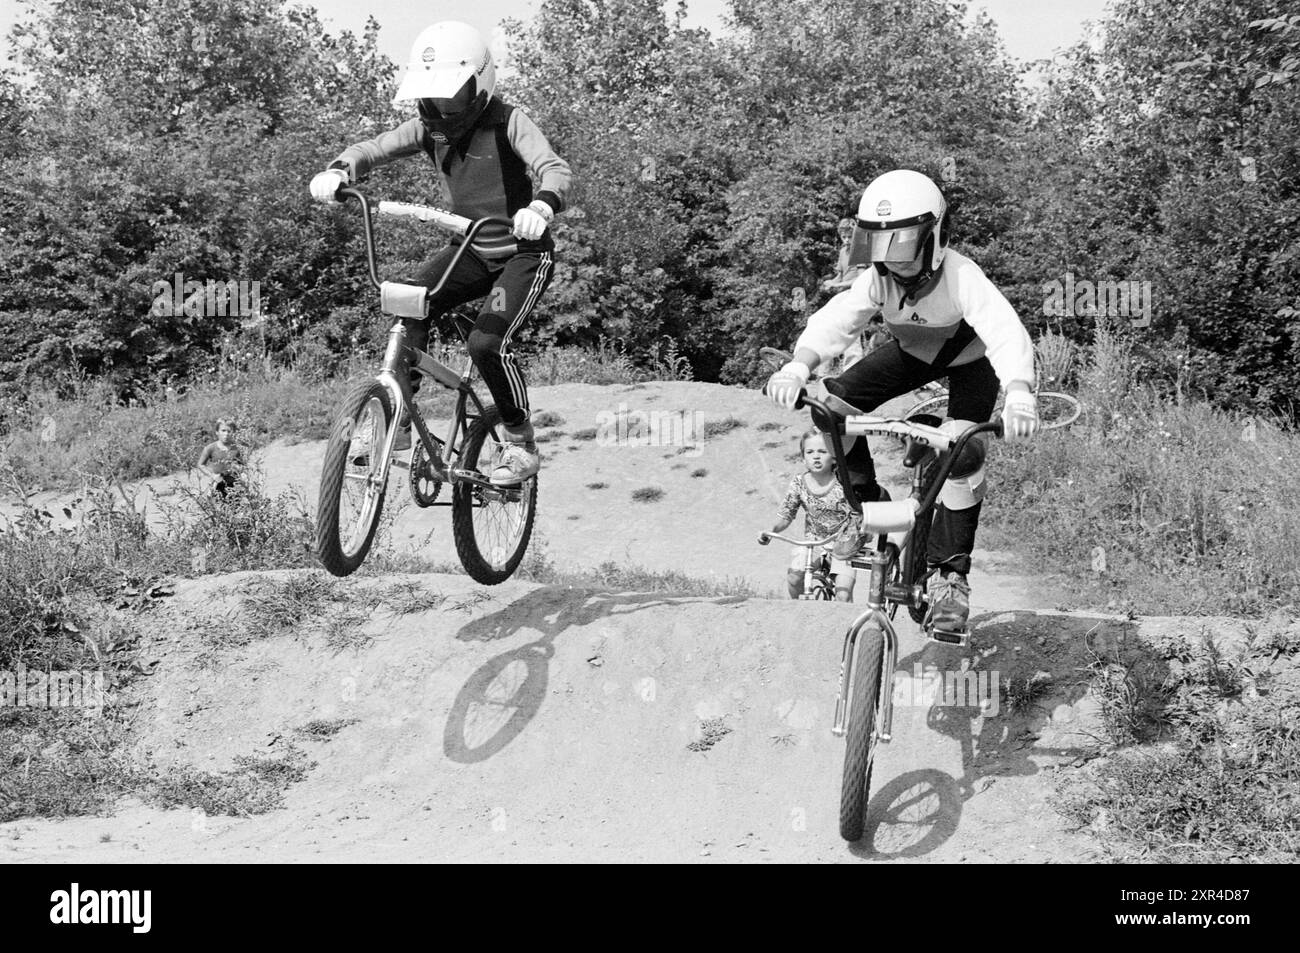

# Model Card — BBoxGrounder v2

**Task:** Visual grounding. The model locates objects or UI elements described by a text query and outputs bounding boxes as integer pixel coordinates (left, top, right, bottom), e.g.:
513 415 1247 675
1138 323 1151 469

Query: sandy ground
0 381 1168 863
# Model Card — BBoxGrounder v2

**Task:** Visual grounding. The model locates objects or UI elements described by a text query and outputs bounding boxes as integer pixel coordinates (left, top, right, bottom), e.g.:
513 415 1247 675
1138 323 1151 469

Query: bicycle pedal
390 458 410 470
927 627 970 648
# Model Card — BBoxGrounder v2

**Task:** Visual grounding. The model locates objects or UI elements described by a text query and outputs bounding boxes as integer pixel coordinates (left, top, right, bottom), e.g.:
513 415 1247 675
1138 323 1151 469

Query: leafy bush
984 328 1300 616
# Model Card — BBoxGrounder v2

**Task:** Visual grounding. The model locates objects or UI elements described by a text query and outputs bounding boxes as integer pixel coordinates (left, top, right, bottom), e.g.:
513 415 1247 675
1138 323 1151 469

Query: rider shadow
443 585 748 764
851 609 1128 859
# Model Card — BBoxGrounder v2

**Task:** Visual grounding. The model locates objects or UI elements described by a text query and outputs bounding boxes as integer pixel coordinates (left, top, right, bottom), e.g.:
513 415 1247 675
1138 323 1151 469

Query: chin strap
875 262 942 301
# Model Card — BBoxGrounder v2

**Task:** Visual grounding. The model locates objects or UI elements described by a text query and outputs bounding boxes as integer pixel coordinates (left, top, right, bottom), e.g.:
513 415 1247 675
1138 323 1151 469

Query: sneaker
490 442 540 485
348 430 374 467
926 571 971 634
830 486 892 560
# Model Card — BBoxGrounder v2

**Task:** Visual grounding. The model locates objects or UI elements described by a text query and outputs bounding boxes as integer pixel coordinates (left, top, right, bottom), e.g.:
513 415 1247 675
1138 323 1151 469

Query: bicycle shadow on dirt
850 609 1132 859
443 585 747 763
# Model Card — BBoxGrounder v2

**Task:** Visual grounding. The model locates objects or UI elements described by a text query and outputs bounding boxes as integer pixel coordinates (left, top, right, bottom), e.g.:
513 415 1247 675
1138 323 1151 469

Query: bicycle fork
832 608 898 742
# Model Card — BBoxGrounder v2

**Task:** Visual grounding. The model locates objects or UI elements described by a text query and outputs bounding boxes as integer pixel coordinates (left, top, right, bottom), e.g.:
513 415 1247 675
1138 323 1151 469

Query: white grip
376 201 471 235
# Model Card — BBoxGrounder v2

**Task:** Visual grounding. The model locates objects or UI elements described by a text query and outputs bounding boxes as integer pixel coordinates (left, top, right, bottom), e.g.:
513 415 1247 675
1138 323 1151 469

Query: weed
295 718 359 741
703 417 745 439
239 574 341 641
688 718 732 752
148 745 315 816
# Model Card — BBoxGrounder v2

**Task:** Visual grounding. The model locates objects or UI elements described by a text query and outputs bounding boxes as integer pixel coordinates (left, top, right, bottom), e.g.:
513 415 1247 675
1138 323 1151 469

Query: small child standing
197 418 244 499
765 430 857 601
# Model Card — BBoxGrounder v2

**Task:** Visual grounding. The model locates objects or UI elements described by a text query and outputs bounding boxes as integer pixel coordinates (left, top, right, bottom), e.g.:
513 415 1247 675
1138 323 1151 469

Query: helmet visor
419 81 475 120
849 219 936 265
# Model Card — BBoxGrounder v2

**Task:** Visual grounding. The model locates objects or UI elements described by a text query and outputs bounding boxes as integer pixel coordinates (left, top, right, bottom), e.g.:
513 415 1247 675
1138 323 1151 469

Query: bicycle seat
902 414 943 468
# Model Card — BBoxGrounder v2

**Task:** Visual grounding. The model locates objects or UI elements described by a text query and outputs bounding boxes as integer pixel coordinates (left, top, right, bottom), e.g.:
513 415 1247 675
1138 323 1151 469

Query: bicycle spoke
466 437 532 570
336 399 387 556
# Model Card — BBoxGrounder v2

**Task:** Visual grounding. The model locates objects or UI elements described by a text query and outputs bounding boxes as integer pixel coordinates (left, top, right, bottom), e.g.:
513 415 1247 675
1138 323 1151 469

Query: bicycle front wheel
840 622 885 841
451 407 538 585
905 393 949 422
316 380 392 577
1036 391 1082 430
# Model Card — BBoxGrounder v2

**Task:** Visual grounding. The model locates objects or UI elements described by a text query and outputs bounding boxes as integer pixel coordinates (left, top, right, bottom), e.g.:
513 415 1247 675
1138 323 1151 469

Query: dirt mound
1 567 1146 862
2 380 1139 861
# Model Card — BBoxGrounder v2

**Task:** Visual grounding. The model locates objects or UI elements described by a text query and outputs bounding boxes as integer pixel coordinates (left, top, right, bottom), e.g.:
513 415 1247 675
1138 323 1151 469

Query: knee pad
466 328 501 365
939 419 987 510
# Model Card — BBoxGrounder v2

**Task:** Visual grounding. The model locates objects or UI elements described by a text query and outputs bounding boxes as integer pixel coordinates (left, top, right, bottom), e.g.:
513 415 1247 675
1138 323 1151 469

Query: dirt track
4 571 1138 862
0 381 1163 862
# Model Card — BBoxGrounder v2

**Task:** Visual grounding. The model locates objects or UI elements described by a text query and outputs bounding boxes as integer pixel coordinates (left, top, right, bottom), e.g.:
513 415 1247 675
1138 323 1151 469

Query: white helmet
850 170 949 285
394 21 496 139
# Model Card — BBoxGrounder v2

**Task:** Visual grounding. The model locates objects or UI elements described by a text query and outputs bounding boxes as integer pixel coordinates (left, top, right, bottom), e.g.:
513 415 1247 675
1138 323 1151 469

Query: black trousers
824 339 999 576
403 244 554 429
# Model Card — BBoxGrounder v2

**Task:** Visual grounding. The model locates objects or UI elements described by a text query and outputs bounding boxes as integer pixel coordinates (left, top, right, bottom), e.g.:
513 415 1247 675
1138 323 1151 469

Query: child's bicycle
758 522 849 601
764 374 1004 841
314 187 537 584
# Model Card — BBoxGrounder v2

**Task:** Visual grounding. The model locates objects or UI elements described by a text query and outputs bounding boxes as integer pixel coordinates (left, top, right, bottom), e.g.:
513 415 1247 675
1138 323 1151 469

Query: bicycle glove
766 362 810 410
1001 390 1039 441
310 169 348 204
512 201 553 241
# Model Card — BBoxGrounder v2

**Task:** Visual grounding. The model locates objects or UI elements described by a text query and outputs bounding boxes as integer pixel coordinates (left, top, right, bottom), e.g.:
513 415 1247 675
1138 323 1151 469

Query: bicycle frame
762 523 849 601
338 187 519 503
792 388 1001 744
801 548 834 600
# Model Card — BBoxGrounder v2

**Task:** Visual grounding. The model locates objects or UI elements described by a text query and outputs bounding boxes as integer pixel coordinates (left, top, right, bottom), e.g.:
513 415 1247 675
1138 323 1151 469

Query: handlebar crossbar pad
860 499 917 535
380 281 428 318
376 200 471 234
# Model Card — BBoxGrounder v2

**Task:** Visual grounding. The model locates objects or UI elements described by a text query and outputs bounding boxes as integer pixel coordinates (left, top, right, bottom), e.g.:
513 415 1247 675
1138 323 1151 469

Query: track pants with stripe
823 338 999 577
402 244 554 430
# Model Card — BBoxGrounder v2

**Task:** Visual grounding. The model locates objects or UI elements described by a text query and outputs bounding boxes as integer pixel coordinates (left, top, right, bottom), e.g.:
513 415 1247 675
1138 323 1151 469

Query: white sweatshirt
795 250 1036 387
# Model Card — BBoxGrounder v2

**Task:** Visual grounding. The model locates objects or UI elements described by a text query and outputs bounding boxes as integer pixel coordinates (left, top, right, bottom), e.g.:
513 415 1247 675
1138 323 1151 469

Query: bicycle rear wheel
1036 391 1082 430
840 622 885 841
451 406 538 585
316 380 392 577
759 346 794 371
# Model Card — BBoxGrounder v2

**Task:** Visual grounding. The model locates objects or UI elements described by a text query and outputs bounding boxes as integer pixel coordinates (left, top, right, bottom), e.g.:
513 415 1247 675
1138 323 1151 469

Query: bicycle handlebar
761 381 1003 515
760 521 849 548
335 187 515 293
